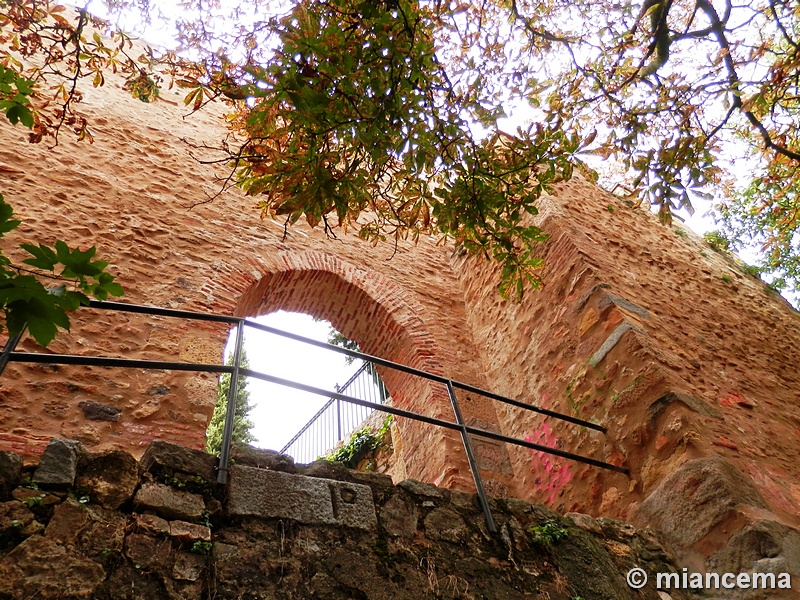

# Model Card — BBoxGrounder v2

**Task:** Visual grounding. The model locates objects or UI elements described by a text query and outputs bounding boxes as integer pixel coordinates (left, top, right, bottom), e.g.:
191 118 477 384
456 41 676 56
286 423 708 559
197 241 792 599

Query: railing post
445 380 497 534
378 371 387 404
217 321 245 485
0 326 26 378
336 397 342 442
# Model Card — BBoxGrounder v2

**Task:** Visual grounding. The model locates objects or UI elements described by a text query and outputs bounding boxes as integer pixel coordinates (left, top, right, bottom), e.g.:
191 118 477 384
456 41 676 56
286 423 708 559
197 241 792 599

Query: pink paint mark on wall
526 421 572 505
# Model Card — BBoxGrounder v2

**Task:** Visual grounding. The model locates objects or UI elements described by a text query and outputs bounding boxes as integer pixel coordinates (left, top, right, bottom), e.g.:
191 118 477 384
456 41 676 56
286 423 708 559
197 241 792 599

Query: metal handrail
0 299 630 533
279 360 380 458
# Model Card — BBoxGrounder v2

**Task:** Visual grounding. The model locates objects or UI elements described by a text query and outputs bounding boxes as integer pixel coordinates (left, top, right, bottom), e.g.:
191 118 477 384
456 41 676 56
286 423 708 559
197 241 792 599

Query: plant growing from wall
325 415 392 469
205 349 256 454
529 520 569 547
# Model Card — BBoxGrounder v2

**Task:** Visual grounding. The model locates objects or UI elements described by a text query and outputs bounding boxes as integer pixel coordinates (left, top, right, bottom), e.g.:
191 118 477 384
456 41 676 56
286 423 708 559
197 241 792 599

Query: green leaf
21 243 58 271
4 102 33 128
0 195 20 235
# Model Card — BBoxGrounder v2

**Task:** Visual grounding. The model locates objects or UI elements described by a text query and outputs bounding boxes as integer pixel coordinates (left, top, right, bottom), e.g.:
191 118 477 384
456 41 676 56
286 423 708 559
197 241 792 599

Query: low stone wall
0 438 700 600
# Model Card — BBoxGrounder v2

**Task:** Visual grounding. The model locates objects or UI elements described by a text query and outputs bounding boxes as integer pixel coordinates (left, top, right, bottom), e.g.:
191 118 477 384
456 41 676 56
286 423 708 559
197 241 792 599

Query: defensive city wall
1 65 799 580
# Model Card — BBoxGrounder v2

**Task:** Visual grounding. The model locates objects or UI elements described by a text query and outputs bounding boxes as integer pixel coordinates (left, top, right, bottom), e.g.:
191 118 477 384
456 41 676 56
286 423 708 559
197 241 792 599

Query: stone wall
1 44 800 578
0 72 509 492
451 178 800 568
0 438 709 600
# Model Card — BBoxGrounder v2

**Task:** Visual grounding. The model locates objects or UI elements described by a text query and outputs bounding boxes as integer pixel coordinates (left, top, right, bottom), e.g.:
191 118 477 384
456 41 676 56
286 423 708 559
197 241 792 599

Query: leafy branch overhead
0 195 124 347
2 0 800 295
220 0 586 298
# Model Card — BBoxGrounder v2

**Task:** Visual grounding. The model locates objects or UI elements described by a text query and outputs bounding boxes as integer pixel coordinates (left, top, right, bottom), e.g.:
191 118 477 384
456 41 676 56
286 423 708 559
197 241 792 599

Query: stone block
33 438 85 488
124 533 174 572
134 482 205 522
135 513 171 537
11 487 59 506
0 535 105 599
637 456 767 549
45 501 90 545
424 507 468 543
398 479 444 499
297 459 351 480
0 451 22 500
230 444 296 473
173 551 206 582
140 440 218 482
0 500 36 539
76 449 139 509
710 519 800 576
379 493 418 537
169 520 211 542
78 400 122 421
228 465 377 530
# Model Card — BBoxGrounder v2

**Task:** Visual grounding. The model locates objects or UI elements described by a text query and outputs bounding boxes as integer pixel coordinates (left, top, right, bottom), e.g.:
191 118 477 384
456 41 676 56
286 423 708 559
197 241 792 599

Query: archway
234 251 469 487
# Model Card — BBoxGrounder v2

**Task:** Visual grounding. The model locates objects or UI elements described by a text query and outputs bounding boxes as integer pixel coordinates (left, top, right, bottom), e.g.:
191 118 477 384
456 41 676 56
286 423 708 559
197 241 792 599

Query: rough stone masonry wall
453 178 800 572
0 69 514 493
2 37 800 578
0 438 706 600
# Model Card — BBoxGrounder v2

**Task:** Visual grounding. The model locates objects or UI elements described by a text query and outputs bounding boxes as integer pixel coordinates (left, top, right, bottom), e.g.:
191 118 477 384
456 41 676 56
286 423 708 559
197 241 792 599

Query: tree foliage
3 0 800 296
0 194 124 346
205 349 256 455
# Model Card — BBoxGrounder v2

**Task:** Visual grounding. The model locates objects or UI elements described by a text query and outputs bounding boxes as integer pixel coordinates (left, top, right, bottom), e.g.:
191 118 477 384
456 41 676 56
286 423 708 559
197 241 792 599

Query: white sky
225 311 355 451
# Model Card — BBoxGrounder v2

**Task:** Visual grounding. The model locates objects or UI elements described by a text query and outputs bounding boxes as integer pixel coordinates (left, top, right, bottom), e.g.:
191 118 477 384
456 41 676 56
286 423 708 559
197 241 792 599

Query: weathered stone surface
231 443 297 473
76 506 128 562
710 519 800 577
423 507 467 543
0 450 22 500
169 520 211 542
135 513 171 537
12 486 60 505
638 456 767 548
450 489 479 511
45 501 91 545
379 493 418 537
298 459 351 480
140 440 218 482
228 464 377 530
647 391 723 421
78 400 122 421
0 500 37 540
32 438 85 488
398 479 445 499
43 499 127 567
567 512 605 535
133 482 205 522
0 434 699 600
172 551 206 582
0 535 105 598
76 449 139 509
124 533 175 572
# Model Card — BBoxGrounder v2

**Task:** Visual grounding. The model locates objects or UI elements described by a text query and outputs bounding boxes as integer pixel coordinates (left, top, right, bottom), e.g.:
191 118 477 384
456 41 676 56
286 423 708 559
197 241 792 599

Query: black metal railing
0 300 629 533
280 360 389 463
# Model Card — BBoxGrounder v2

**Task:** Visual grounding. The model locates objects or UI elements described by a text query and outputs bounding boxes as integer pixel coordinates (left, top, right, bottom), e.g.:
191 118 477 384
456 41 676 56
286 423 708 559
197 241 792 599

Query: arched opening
225 252 468 486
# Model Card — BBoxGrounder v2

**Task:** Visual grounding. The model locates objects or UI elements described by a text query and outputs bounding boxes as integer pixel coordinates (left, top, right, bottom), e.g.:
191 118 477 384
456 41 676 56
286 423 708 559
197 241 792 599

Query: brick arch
234 251 466 485
235 251 442 373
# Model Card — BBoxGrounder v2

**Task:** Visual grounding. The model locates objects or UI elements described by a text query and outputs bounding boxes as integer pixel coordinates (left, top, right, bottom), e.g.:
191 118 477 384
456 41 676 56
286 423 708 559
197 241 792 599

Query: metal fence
280 360 388 463
0 299 628 533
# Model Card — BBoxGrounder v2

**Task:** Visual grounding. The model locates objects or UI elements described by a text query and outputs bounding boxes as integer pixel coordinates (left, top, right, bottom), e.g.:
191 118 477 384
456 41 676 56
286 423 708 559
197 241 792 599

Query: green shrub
530 520 568 546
